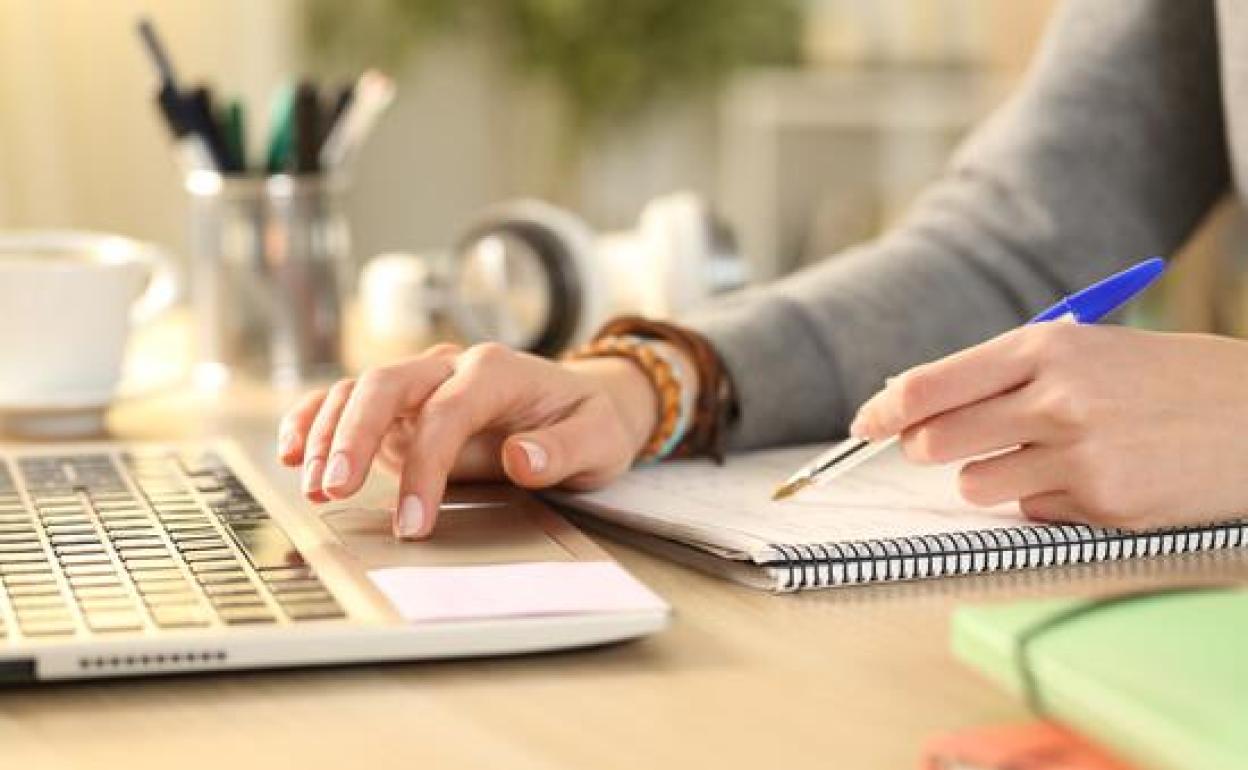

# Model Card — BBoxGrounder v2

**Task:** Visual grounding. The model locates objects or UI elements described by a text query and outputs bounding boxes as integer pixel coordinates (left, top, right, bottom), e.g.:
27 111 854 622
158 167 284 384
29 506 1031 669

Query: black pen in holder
186 171 352 389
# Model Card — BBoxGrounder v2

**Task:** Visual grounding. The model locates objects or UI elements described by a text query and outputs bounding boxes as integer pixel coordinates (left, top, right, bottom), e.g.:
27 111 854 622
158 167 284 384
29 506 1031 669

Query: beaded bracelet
592 316 737 464
563 335 691 462
640 338 697 460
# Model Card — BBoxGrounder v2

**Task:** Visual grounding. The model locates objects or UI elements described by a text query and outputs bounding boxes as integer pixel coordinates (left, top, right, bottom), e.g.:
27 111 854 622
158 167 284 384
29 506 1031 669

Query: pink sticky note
368 561 668 623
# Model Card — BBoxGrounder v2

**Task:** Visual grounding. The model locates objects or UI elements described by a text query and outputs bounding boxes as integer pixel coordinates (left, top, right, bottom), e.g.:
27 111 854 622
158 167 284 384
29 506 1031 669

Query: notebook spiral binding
766 522 1248 591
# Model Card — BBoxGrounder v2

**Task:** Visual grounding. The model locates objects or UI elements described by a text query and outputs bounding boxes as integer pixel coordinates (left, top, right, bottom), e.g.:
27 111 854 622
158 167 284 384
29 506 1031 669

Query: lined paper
557 444 1028 561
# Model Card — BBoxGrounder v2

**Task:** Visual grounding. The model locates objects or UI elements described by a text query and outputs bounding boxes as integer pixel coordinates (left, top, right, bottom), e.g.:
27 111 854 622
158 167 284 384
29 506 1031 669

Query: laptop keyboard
0 448 345 642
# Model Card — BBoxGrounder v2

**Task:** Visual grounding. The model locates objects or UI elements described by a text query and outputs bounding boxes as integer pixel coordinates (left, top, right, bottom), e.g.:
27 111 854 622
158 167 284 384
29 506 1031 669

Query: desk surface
4 381 1247 770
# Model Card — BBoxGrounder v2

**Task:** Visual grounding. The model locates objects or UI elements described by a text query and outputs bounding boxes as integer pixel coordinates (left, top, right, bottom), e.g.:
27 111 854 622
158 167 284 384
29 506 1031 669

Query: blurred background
0 0 1238 348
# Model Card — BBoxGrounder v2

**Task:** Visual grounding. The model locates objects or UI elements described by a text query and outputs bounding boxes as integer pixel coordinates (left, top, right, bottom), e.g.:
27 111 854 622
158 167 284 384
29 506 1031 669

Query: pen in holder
186 171 352 388
136 18 394 388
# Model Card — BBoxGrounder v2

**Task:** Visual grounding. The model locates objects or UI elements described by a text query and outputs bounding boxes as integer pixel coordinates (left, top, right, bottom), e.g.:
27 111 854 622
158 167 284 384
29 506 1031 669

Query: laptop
0 440 668 684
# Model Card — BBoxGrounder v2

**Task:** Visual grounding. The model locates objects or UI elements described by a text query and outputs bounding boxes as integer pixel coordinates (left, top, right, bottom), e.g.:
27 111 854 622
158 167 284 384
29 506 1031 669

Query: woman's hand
276 342 659 540
851 324 1248 530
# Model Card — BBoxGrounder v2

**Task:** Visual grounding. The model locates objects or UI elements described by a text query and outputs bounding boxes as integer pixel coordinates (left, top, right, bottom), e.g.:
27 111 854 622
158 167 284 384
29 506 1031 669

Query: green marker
266 83 296 173
224 98 247 173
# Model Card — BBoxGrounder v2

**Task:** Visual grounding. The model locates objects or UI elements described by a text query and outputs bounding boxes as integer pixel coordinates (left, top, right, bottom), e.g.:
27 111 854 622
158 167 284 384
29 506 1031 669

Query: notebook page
556 443 1034 562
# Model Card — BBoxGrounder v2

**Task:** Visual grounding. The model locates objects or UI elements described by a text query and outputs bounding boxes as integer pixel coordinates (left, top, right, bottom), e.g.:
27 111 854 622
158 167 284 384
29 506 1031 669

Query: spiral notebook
549 444 1248 592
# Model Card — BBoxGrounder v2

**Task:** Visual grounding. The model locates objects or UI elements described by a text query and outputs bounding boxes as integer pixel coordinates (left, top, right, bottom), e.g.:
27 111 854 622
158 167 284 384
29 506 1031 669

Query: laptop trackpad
319 492 575 570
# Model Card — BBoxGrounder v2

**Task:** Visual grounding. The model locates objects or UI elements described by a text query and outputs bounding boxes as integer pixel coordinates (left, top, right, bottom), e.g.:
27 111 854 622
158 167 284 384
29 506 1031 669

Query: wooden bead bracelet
563 335 690 462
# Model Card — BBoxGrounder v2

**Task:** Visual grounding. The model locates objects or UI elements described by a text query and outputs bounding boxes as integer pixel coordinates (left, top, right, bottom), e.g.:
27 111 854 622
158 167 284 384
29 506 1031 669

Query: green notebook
952 588 1248 770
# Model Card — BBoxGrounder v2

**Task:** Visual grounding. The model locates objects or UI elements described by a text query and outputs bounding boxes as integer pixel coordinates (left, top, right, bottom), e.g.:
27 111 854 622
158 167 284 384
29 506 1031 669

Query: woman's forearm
681 0 1227 451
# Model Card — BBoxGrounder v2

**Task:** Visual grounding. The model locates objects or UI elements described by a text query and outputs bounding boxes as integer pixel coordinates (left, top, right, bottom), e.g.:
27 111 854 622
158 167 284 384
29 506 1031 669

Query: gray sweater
686 0 1235 450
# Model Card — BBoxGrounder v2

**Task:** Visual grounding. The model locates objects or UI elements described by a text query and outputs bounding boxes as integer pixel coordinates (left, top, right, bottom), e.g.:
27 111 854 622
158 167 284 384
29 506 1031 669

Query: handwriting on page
575 444 1028 555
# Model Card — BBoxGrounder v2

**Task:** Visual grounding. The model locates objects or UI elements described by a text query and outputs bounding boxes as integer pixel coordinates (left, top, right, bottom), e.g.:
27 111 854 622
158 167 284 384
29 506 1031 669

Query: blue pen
772 257 1168 500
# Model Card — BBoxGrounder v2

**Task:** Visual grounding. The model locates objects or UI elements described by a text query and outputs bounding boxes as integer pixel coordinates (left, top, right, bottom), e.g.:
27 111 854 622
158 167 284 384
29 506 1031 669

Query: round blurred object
446 192 746 357
450 213 587 356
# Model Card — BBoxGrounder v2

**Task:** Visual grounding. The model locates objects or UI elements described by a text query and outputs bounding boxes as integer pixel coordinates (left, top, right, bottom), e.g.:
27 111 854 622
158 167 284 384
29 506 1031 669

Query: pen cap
292 82 323 174
154 84 190 139
1031 257 1166 324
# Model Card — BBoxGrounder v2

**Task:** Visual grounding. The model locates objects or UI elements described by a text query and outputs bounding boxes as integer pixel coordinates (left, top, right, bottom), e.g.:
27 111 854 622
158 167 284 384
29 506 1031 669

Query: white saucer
0 386 118 412
0 381 181 439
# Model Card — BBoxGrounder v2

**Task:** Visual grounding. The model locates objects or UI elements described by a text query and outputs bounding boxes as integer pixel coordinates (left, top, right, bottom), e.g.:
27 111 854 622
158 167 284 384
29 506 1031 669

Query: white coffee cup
0 230 179 410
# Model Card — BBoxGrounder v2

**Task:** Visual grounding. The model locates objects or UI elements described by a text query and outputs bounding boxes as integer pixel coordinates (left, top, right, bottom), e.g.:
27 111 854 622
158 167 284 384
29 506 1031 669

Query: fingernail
850 397 878 435
302 457 324 496
397 495 424 539
324 453 351 489
277 430 297 456
517 440 548 474
848 414 868 438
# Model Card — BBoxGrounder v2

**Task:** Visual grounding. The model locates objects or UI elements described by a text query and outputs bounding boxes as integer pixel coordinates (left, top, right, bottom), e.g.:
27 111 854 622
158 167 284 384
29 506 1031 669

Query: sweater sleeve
682 0 1229 450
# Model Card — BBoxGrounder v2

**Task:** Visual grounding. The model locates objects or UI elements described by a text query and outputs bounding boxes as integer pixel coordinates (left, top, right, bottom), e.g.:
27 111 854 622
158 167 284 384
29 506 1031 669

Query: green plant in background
306 0 802 138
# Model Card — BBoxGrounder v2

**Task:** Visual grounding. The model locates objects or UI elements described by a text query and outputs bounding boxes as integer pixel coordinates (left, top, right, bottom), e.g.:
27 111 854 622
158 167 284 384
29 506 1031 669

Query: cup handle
131 243 182 325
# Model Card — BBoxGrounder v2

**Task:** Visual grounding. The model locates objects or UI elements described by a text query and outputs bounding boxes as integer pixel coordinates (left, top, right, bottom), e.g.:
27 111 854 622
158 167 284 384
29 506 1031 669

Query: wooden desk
4 381 1247 770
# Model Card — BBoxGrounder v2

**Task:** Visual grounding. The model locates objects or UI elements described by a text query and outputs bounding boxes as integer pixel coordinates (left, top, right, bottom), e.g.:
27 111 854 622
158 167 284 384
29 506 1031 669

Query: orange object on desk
921 721 1135 770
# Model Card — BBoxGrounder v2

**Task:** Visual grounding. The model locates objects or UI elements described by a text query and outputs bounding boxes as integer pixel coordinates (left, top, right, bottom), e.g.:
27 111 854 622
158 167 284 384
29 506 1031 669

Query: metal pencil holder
186 171 352 388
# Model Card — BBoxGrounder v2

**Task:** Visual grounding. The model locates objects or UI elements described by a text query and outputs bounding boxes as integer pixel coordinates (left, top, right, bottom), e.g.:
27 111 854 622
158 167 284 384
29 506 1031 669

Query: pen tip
771 478 809 502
